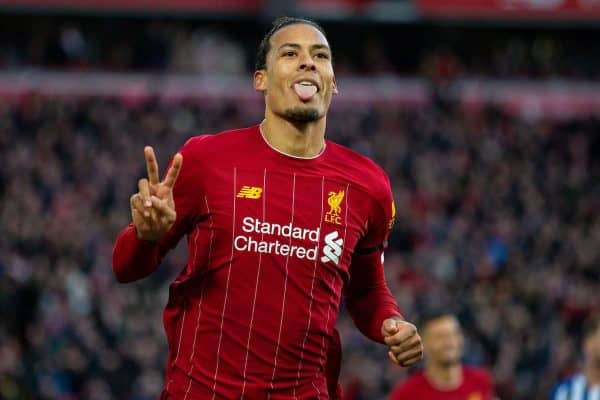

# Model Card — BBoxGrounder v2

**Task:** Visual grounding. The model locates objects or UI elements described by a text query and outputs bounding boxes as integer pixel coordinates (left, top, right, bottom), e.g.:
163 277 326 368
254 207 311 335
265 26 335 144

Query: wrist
383 315 405 325
133 225 160 243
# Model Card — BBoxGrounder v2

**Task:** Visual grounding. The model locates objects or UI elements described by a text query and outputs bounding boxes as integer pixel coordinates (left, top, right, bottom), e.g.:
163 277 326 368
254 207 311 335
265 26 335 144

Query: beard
439 357 462 367
437 352 462 367
283 107 322 123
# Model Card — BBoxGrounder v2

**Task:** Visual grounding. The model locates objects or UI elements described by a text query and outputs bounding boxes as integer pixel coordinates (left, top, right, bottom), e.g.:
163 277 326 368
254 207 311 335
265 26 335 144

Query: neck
584 360 600 386
260 110 326 158
425 362 463 390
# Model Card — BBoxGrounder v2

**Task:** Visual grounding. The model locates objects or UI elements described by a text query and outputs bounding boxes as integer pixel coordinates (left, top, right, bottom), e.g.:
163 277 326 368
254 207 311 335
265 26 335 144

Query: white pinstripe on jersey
553 373 600 400
573 374 586 400
204 195 215 267
166 218 205 393
318 184 350 373
294 176 328 398
240 168 268 398
269 173 299 395
182 196 213 399
211 167 238 399
554 385 568 400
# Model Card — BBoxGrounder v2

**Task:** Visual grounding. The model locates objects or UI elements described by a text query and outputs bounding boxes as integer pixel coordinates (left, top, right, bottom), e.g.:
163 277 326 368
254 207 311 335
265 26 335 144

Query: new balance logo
237 186 263 199
321 231 344 265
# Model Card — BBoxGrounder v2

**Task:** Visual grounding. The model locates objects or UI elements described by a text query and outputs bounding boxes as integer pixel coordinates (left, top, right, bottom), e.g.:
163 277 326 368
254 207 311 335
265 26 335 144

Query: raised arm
112 144 198 283
132 146 182 241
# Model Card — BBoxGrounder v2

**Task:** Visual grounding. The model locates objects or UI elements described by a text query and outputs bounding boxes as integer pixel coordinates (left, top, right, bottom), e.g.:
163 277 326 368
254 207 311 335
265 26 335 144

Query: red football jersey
113 125 401 399
388 366 494 400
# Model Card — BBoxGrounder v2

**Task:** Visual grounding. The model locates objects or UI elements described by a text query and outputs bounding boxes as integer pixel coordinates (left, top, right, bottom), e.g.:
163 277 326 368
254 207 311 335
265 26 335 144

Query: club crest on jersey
324 190 344 225
467 393 482 400
237 185 263 199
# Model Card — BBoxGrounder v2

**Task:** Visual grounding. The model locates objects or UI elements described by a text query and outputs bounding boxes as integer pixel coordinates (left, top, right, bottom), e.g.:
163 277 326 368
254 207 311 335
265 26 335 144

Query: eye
283 51 296 57
316 53 330 59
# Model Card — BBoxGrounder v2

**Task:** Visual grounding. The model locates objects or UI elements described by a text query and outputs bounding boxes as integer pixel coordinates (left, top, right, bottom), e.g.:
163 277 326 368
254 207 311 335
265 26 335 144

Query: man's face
584 325 600 367
423 316 464 367
254 23 337 124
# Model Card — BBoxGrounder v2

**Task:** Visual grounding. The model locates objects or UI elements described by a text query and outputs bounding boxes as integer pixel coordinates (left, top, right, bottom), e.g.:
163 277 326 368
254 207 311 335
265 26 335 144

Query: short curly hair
255 16 328 71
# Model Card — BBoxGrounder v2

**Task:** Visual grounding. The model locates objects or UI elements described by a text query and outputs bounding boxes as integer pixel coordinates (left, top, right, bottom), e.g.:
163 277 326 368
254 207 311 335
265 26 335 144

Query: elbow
111 227 160 284
112 255 154 283
112 250 141 283
112 262 134 283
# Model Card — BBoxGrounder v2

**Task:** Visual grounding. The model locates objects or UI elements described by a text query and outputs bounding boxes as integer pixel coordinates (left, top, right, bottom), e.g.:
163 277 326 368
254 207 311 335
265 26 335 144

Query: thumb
381 318 399 337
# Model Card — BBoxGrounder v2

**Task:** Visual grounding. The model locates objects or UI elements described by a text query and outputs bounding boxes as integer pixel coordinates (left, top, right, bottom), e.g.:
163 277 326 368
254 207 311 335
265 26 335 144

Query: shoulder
550 373 583 400
327 141 390 187
326 141 392 203
181 125 258 158
463 366 492 381
389 371 427 399
550 379 569 400
463 366 493 386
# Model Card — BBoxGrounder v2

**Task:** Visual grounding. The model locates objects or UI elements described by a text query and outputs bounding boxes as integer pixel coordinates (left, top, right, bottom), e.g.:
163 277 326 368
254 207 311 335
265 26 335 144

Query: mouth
292 79 319 102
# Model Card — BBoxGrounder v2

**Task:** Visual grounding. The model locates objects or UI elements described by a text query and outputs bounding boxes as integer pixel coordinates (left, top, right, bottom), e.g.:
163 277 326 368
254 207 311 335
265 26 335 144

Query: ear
332 74 338 95
254 70 267 92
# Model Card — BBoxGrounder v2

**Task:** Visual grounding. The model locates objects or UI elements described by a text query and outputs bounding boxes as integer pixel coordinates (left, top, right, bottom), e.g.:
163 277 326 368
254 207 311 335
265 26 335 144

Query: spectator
551 314 600 400
387 312 495 400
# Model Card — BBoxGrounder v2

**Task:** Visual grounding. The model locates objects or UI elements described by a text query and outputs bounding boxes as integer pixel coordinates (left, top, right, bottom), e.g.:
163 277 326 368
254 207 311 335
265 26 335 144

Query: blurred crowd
1 17 600 79
0 92 598 399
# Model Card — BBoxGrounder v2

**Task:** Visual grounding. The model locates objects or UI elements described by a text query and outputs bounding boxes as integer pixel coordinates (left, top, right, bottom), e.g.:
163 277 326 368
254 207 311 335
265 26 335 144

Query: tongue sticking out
294 83 317 101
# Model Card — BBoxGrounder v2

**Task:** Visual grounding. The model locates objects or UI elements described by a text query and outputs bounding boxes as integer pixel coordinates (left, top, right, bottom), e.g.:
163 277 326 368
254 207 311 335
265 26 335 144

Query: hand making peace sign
130 146 183 241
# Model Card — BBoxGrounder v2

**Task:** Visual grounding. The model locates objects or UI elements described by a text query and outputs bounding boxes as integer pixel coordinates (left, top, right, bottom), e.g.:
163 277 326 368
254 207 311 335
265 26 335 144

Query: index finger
144 146 160 184
162 153 183 189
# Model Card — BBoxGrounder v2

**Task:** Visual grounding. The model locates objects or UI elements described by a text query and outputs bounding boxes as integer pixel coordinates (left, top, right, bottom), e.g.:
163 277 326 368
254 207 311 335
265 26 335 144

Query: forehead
424 316 460 334
269 23 330 50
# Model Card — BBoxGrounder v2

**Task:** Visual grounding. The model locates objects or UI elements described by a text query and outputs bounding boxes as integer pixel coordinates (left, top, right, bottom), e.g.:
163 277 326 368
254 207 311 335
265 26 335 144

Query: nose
298 52 316 71
299 62 316 71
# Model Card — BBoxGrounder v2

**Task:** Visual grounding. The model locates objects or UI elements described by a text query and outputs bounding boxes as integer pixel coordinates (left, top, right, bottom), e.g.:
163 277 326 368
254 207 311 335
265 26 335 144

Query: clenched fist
382 318 423 367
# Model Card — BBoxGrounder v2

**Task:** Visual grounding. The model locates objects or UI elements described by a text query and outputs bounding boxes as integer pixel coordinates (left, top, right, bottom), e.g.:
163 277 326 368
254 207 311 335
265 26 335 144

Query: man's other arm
344 173 401 343
344 171 422 366
344 247 402 343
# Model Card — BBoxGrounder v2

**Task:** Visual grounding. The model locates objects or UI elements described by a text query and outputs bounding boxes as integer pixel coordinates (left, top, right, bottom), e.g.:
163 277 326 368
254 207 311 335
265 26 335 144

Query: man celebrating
551 315 600 400
388 312 494 400
113 17 422 399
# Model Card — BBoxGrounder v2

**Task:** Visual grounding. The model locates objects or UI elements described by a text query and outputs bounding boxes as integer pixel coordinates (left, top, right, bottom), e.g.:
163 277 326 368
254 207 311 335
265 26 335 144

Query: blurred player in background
388 312 494 400
112 16 422 399
551 315 600 400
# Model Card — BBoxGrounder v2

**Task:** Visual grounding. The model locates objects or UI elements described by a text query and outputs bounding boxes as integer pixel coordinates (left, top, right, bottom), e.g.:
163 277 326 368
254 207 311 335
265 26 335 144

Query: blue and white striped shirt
552 373 600 400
